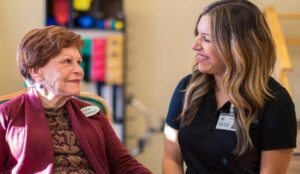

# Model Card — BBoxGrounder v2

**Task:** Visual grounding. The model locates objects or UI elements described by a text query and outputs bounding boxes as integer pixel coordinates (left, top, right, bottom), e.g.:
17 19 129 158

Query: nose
192 36 202 50
74 63 84 78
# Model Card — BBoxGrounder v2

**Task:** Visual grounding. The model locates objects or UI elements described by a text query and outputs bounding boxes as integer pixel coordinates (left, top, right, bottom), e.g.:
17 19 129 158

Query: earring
39 83 43 89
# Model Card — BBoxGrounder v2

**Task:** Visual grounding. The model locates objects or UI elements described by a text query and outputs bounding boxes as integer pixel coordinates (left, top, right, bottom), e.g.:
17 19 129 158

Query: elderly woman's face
37 46 83 96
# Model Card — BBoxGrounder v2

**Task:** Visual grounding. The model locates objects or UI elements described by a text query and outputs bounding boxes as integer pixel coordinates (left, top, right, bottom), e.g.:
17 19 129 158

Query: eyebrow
196 28 210 35
62 53 82 59
200 31 210 35
197 31 211 36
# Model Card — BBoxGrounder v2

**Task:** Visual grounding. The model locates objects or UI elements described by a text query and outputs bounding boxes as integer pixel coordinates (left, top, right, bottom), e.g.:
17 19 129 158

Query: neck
214 74 225 93
34 85 69 109
214 74 228 109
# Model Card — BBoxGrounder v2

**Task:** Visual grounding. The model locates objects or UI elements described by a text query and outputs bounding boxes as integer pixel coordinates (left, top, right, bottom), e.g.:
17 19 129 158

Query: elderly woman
0 26 152 174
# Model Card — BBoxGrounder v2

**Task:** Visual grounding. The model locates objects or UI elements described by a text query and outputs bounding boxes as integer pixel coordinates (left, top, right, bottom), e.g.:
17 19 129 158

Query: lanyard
229 104 235 116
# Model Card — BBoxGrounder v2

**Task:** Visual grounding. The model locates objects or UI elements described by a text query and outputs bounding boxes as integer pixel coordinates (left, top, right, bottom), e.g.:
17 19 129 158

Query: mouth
67 80 81 84
196 53 209 62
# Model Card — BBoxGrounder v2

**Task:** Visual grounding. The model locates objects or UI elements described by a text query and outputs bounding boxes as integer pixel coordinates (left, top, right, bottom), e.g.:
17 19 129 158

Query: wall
123 1 207 172
0 4 4 90
0 0 44 95
0 0 299 173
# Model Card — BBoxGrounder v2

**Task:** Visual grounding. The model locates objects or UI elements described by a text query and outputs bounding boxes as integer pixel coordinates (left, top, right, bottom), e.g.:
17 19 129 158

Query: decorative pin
80 106 100 117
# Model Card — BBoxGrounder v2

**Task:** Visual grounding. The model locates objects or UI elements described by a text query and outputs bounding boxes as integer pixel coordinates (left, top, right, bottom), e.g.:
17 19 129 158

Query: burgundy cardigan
0 88 152 174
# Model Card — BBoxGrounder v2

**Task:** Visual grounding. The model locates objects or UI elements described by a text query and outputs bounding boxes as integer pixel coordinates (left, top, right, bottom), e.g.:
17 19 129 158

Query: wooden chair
0 89 111 120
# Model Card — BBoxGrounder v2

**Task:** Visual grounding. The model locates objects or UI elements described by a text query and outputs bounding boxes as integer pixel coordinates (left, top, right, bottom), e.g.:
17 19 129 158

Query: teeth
199 55 208 60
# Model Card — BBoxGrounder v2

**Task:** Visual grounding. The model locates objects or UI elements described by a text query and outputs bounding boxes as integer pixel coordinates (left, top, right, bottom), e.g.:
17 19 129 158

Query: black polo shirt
166 74 297 174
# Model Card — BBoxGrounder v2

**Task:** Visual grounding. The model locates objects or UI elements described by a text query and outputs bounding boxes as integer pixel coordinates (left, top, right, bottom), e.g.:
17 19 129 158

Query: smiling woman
30 46 84 107
163 1 297 174
192 15 226 77
29 46 83 108
0 26 152 174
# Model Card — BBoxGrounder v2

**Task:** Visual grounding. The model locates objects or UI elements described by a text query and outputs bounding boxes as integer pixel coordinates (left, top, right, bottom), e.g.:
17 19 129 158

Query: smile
197 54 209 61
67 80 81 84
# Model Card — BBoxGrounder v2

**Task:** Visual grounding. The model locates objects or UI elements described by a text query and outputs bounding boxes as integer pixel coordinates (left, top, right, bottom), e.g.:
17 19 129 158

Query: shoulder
70 96 92 107
259 78 297 150
268 77 285 92
176 74 192 89
170 74 192 102
165 74 191 129
172 74 192 95
69 97 106 121
172 74 192 99
263 77 295 119
267 77 293 105
0 93 26 121
1 93 25 108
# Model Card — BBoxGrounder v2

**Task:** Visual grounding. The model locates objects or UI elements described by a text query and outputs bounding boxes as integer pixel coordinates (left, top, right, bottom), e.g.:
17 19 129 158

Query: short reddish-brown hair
17 25 83 85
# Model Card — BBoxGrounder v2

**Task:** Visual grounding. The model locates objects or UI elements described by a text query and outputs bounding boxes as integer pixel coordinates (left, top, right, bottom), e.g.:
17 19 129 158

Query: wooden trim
286 38 300 46
0 89 111 121
279 13 300 20
0 88 27 102
79 91 112 121
264 7 293 95
264 7 292 70
280 71 292 95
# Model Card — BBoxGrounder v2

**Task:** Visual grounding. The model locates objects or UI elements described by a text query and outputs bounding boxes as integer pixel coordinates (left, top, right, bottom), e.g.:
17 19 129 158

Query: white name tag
80 106 100 117
216 113 236 131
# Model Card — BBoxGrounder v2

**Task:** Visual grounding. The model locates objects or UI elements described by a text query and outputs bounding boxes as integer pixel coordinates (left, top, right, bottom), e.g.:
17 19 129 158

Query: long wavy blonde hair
180 0 276 155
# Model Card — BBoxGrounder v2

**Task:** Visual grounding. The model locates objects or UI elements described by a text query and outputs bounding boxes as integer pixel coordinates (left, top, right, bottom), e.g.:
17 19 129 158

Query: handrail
285 38 300 46
0 88 27 102
279 13 300 20
278 12 300 46
264 7 293 95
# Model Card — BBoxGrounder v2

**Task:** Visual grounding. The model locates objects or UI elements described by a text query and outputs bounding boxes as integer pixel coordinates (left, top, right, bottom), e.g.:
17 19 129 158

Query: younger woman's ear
28 68 43 82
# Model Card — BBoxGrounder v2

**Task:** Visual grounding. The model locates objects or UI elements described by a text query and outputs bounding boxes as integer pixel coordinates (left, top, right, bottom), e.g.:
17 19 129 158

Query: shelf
72 28 123 38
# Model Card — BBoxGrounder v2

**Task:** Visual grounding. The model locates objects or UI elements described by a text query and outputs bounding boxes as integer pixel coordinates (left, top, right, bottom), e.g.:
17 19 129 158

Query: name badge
80 106 100 117
215 104 236 131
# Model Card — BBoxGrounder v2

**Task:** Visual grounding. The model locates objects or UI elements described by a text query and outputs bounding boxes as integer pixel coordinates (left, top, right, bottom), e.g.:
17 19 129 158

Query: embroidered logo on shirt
80 106 100 117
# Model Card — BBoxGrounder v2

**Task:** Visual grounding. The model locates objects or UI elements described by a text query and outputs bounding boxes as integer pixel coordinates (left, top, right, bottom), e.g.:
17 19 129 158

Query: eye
203 35 211 42
77 59 82 65
63 58 72 64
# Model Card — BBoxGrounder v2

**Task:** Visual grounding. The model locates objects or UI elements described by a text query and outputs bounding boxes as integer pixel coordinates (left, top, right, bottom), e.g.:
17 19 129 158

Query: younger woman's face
192 15 226 77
